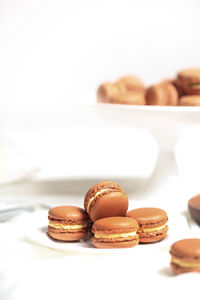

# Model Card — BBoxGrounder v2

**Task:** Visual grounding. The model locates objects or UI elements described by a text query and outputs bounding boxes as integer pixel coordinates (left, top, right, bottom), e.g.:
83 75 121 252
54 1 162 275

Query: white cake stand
86 103 200 195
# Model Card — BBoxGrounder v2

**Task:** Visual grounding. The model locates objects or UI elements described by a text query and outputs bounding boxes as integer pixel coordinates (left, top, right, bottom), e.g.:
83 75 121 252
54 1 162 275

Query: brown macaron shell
110 91 146 105
92 217 139 248
163 83 179 106
84 181 128 222
170 263 200 275
146 83 178 106
188 195 200 224
176 68 200 95
97 82 126 103
179 95 200 106
164 78 183 97
146 84 165 105
48 206 89 241
126 207 168 243
170 239 200 274
117 75 145 92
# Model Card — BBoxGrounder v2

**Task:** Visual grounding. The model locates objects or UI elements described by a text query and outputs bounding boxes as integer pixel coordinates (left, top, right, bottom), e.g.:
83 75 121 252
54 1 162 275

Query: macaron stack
47 181 168 249
85 181 169 248
146 81 178 106
97 68 200 106
175 68 200 106
46 181 200 274
97 76 146 105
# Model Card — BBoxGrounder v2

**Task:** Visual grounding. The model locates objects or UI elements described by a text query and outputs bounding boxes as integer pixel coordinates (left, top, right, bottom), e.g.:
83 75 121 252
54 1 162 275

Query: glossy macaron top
178 68 200 81
170 239 200 260
92 217 138 232
126 207 168 226
188 195 200 210
84 181 125 211
48 206 88 221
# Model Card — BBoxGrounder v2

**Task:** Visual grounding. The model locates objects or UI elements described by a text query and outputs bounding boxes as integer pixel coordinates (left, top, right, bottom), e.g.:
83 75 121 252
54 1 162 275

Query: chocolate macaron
188 194 200 224
127 207 168 243
146 82 178 106
170 239 200 274
110 91 146 105
48 206 89 241
92 216 139 248
117 75 145 92
97 82 126 103
179 95 200 106
176 68 200 95
84 181 128 222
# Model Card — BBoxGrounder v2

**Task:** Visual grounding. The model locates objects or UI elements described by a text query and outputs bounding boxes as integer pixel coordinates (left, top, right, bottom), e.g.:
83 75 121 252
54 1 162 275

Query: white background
0 0 200 128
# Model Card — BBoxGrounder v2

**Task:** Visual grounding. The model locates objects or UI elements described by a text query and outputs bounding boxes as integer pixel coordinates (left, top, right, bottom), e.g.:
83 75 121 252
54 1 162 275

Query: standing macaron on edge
84 181 129 222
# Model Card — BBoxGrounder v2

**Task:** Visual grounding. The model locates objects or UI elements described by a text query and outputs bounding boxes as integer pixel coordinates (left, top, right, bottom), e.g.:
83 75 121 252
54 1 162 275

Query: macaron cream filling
187 82 200 87
138 224 167 233
94 231 137 239
171 257 200 268
49 222 88 230
86 188 112 213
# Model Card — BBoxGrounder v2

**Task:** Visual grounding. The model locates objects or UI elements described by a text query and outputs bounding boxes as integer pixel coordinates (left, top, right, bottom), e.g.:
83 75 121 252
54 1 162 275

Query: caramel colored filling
171 257 200 268
187 83 200 87
49 222 88 230
94 231 137 239
138 224 167 233
87 189 112 213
